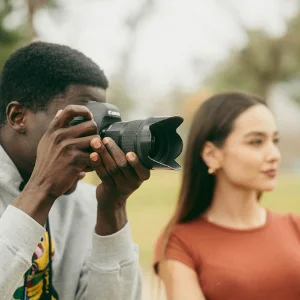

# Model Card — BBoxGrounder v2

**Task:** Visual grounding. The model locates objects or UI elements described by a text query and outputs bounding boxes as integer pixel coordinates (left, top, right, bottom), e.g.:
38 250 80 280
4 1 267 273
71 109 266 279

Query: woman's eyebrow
244 130 279 138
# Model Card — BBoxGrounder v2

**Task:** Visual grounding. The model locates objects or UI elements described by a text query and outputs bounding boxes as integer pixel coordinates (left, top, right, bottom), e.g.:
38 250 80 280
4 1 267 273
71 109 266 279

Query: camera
70 102 184 170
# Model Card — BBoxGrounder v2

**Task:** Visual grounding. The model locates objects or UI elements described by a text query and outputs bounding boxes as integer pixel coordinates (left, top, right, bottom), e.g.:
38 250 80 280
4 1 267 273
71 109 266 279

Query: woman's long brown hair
159 91 266 265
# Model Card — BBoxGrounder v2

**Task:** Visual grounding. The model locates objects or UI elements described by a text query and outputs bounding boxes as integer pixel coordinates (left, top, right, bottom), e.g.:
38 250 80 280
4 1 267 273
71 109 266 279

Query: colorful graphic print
13 231 58 300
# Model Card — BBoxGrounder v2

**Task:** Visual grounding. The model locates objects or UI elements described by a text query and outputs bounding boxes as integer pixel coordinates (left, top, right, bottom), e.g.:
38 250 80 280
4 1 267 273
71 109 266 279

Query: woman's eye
274 138 280 144
250 139 263 145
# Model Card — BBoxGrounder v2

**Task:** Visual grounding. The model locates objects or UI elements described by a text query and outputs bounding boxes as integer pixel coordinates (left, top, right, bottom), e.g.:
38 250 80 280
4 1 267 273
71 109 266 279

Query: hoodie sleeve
0 205 45 300
76 222 142 300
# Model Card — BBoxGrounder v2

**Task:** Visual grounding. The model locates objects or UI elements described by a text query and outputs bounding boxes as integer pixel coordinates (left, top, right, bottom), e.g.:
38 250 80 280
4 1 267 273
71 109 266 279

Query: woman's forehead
232 105 277 135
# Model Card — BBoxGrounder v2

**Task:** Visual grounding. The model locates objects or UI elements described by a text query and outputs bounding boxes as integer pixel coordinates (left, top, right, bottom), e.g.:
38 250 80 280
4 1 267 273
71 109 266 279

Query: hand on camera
27 105 98 201
89 137 151 210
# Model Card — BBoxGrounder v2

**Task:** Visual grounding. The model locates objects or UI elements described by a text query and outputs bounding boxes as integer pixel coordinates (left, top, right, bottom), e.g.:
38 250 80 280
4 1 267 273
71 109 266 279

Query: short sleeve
153 228 196 274
288 213 300 238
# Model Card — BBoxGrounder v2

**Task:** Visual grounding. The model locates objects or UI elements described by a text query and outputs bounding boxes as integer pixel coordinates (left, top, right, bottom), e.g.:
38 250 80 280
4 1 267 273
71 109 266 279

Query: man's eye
274 138 280 144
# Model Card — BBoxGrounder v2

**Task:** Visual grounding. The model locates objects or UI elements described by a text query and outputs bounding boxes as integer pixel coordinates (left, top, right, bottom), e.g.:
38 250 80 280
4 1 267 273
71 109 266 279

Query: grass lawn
84 170 300 271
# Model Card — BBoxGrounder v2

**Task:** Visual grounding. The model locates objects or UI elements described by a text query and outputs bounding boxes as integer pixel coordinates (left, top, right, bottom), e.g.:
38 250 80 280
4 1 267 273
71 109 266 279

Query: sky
18 0 298 116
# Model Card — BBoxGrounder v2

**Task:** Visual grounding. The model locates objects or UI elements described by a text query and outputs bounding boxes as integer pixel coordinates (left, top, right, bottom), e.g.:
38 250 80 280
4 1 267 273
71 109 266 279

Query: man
0 42 150 299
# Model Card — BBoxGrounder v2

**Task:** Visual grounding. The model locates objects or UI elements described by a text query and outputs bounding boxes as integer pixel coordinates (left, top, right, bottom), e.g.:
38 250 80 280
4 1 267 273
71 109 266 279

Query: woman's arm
158 259 206 300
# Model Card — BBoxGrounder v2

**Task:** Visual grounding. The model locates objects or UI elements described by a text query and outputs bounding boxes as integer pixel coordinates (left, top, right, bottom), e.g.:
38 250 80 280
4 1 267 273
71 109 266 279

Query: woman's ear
6 101 27 134
201 141 222 171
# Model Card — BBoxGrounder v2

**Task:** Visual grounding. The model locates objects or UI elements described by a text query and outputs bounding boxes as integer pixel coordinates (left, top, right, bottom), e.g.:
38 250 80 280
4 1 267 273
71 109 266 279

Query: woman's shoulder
154 218 204 273
268 209 300 233
284 211 300 229
154 217 207 260
268 209 300 222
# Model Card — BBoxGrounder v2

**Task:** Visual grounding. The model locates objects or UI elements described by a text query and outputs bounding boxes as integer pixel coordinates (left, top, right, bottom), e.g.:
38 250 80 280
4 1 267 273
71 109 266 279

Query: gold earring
208 168 215 174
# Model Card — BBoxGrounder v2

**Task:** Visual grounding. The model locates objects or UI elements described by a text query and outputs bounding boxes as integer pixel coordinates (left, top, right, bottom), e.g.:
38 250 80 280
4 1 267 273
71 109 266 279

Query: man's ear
6 101 27 133
201 141 222 170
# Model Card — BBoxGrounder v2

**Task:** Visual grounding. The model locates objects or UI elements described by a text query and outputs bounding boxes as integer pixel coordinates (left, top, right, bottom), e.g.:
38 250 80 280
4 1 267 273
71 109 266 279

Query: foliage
0 0 58 70
0 0 25 70
208 12 300 102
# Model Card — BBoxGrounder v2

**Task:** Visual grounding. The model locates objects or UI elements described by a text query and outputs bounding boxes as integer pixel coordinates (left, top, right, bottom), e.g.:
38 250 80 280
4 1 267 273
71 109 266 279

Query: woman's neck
203 177 266 229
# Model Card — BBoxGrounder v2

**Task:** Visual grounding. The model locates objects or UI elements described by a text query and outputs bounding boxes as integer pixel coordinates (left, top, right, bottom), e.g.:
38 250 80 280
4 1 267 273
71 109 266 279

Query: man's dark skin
0 84 150 235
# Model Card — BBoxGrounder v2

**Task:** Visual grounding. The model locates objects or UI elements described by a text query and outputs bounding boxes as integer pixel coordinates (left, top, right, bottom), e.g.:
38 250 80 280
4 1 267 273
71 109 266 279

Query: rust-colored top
154 210 300 300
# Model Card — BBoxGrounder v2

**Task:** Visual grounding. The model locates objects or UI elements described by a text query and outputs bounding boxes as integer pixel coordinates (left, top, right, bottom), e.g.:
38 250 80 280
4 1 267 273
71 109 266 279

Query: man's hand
89 137 150 235
13 105 99 225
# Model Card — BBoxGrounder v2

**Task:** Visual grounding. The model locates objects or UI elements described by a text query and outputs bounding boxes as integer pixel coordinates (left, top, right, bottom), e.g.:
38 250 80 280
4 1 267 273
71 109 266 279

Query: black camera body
71 102 183 170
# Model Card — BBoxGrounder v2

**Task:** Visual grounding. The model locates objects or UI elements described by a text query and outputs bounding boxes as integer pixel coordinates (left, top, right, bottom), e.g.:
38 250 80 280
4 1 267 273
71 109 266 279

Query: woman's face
218 104 281 192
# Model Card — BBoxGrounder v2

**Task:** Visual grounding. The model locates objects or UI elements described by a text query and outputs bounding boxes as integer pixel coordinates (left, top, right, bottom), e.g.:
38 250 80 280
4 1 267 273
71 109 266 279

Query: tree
207 10 300 102
26 0 58 40
0 0 58 70
0 0 24 69
108 0 155 119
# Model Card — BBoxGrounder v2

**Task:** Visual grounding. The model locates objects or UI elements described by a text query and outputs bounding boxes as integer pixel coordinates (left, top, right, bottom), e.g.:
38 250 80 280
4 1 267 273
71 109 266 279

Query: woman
154 92 300 300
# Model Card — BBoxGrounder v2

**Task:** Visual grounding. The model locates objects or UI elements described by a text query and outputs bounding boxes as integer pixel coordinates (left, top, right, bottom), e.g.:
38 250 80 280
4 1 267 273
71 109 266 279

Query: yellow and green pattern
13 231 58 300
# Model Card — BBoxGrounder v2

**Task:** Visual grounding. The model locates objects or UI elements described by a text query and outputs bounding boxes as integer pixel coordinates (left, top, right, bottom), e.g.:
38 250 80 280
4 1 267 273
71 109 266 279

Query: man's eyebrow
244 131 279 138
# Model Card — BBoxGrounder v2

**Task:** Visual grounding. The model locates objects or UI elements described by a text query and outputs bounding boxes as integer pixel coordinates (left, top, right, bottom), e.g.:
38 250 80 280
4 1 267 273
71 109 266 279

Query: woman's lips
261 169 277 178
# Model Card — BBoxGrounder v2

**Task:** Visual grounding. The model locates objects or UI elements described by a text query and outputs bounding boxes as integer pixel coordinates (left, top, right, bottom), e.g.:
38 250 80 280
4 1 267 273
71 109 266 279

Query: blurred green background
84 170 300 271
2 1 300 297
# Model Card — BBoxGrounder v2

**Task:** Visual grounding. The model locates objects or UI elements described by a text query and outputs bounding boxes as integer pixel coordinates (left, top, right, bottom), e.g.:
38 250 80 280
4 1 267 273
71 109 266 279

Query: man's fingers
50 105 93 130
71 151 91 170
126 152 151 181
61 120 98 138
62 135 100 151
89 152 115 185
89 138 123 185
89 137 150 190
82 166 94 173
101 138 136 180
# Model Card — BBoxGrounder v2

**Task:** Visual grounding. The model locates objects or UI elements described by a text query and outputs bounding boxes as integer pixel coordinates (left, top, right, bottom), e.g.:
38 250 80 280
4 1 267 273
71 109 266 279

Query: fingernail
90 112 94 119
127 152 135 161
102 138 109 145
56 110 63 117
92 138 101 149
90 153 98 162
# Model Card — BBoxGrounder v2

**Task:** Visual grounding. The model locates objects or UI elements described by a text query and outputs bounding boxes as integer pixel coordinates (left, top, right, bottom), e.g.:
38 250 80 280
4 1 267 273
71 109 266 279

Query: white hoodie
0 145 141 300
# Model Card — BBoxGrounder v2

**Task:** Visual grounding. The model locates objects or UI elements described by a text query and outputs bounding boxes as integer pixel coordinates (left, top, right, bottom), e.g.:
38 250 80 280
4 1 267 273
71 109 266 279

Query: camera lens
149 131 170 162
102 117 182 170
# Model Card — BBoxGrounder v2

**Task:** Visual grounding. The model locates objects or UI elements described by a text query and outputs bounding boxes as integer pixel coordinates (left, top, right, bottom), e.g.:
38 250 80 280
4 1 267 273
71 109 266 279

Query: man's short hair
0 41 109 125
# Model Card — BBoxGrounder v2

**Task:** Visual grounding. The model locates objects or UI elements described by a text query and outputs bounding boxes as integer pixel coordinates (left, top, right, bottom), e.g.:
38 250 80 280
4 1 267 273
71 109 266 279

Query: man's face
25 85 106 193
